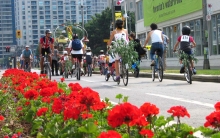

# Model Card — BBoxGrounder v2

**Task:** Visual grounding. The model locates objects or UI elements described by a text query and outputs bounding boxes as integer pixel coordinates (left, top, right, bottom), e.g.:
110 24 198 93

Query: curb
92 71 220 83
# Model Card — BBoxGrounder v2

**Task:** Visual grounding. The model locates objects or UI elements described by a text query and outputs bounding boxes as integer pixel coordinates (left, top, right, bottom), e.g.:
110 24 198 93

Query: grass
140 69 220 75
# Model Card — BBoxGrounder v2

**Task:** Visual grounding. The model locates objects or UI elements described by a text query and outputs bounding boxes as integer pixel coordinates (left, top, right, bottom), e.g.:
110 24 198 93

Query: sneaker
116 76 120 82
180 66 184 73
193 68 196 75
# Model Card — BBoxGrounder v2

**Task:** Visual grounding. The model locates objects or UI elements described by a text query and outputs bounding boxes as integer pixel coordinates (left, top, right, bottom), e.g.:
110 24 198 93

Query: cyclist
39 30 54 74
107 19 129 82
143 23 164 66
173 26 197 74
68 33 84 70
98 50 106 75
51 45 59 76
85 47 93 76
60 51 71 75
22 45 33 70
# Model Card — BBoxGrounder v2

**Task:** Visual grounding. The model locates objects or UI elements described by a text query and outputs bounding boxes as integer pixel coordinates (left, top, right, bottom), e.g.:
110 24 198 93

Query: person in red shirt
39 30 54 74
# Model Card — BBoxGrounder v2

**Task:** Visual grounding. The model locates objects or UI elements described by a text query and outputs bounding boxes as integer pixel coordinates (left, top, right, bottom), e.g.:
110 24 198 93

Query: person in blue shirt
22 45 33 70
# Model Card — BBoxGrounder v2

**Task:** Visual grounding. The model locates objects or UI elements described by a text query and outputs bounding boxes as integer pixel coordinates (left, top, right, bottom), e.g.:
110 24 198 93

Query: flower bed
0 69 220 138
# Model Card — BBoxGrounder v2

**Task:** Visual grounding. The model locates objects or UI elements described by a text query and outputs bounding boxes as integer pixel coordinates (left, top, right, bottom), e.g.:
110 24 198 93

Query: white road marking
101 83 130 91
81 79 95 83
145 93 214 108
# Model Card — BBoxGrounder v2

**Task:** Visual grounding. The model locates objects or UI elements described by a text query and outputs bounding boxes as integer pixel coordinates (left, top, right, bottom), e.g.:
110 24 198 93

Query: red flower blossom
167 106 190 118
214 102 220 111
79 87 101 107
16 106 22 112
4 135 9 138
0 115 5 121
140 102 159 117
24 89 39 100
58 88 64 94
40 87 54 97
63 106 81 121
52 98 63 114
42 97 51 103
25 101 30 106
92 101 107 111
81 113 93 119
36 107 48 117
68 83 82 91
60 77 65 82
98 130 122 138
139 129 154 138
189 131 193 135
107 102 141 128
204 111 220 128
129 115 149 127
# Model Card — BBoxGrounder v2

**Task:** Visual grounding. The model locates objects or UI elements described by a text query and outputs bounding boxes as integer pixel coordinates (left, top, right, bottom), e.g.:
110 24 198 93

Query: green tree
85 8 136 55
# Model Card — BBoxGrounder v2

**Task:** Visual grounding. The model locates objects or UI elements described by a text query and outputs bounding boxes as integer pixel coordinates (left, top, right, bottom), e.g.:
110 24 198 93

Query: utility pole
202 0 210 69
111 0 115 29
81 0 84 29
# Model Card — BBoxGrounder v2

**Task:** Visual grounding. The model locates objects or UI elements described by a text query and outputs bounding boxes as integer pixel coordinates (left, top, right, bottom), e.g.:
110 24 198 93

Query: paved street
45 70 219 128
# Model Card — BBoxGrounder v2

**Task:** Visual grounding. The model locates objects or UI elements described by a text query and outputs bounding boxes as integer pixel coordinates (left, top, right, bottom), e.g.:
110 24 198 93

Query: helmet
45 30 52 34
62 30 66 34
100 50 104 53
73 33 78 39
63 51 68 55
182 26 191 35
86 47 91 51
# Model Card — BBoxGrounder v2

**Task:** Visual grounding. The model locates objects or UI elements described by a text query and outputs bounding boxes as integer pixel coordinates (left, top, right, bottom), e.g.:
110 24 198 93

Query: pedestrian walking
51 46 59 76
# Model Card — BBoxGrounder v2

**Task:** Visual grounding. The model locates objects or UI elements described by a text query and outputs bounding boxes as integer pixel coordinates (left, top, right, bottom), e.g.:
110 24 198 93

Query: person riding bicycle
107 19 129 82
60 51 71 75
143 23 164 66
173 26 197 74
68 33 84 70
39 30 54 74
98 50 106 75
85 47 93 75
22 45 33 70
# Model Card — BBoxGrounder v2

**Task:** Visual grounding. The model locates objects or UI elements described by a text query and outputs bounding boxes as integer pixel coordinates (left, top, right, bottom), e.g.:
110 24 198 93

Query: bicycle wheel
88 65 92 76
158 57 163 82
46 64 51 80
184 63 192 84
105 72 109 81
112 69 116 81
65 67 68 78
133 67 139 78
122 64 128 86
101 65 105 75
76 62 81 80
152 65 155 82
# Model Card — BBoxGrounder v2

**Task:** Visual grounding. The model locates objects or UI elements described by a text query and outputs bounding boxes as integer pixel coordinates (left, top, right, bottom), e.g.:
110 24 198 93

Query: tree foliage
85 8 136 56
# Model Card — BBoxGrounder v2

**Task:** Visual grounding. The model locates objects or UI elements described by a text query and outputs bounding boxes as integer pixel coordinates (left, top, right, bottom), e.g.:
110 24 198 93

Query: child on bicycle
98 50 106 75
60 51 71 75
173 26 196 74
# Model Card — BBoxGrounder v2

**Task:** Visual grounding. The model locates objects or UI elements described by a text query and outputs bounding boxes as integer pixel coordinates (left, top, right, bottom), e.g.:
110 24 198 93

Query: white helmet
62 30 66 34
63 51 68 55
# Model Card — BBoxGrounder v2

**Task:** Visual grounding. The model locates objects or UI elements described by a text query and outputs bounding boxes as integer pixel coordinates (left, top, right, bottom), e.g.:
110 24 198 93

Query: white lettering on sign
181 35 189 42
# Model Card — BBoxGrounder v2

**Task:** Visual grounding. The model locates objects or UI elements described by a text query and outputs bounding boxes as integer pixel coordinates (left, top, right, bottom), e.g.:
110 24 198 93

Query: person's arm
173 41 180 52
39 39 42 56
190 37 196 48
107 30 115 46
143 32 151 47
67 41 72 55
50 38 55 54
161 32 164 44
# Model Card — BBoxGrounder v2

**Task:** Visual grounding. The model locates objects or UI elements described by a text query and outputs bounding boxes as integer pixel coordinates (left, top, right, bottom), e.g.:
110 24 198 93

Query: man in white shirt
68 33 84 69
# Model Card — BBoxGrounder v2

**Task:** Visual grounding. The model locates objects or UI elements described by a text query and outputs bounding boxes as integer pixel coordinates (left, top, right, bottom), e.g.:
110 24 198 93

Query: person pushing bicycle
173 26 196 74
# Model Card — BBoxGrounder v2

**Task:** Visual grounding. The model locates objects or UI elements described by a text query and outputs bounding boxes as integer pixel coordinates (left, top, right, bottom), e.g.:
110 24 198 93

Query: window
130 2 133 9
45 6 50 9
39 11 44 14
45 15 50 19
52 5 57 10
58 1 63 5
53 11 57 14
39 1 43 6
137 0 143 20
58 11 63 14
45 1 50 5
40 20 44 25
40 16 44 19
66 11 70 14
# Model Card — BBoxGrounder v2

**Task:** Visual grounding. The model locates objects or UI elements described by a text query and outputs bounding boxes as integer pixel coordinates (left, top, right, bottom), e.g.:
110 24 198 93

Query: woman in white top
107 19 129 82
144 23 164 66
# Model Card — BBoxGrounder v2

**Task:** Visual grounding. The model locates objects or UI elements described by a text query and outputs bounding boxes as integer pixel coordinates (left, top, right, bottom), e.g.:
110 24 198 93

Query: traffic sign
206 14 211 21
16 30 22 38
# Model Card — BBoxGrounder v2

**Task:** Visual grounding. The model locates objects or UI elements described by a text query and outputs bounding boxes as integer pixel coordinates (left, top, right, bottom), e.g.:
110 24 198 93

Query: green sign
143 0 202 26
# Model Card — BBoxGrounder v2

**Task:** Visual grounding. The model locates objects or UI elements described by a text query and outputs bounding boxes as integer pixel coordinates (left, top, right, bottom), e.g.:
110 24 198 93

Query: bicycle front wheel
77 66 81 80
152 65 155 82
46 64 51 80
158 57 163 82
122 64 128 86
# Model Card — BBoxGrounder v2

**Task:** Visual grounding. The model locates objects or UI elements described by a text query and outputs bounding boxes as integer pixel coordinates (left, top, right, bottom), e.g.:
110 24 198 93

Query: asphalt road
44 71 220 129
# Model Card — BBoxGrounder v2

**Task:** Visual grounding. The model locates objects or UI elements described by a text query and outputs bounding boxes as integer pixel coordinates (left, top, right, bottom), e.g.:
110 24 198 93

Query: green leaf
122 133 129 138
116 94 123 99
78 122 97 134
211 132 220 138
105 97 109 103
122 96 129 103
166 116 174 122
36 132 44 138
196 126 214 136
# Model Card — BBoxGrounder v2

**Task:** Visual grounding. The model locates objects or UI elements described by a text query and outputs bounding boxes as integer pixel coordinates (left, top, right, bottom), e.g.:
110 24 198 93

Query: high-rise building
14 0 109 48
0 0 16 59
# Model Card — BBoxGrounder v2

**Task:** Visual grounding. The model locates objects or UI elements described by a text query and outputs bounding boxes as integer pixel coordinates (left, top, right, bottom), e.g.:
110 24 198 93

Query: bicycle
151 50 163 82
105 62 116 81
62 56 72 79
42 53 51 80
131 60 140 78
71 57 81 80
117 58 129 86
23 58 31 72
177 50 194 84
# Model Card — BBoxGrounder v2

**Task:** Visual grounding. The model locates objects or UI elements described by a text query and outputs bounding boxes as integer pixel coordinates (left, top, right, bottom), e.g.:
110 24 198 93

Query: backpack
43 36 53 43
72 39 82 50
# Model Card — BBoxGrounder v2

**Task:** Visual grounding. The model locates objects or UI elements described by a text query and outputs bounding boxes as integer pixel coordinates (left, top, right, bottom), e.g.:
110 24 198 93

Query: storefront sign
143 0 202 26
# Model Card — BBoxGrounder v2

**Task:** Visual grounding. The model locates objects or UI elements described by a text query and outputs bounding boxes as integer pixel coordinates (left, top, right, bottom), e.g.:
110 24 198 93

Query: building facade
135 0 220 69
0 0 16 59
14 0 109 48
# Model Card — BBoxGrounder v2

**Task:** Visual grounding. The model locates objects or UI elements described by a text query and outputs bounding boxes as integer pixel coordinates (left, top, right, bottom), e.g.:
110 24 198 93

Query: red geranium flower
107 102 141 128
42 97 51 103
139 129 154 138
0 115 4 121
129 115 149 127
189 131 193 135
98 130 122 138
92 101 107 111
79 87 100 107
167 106 190 118
81 113 93 119
214 102 220 111
24 89 39 100
68 83 82 91
140 102 159 117
60 77 65 82
4 135 9 138
204 111 220 128
40 87 54 97
25 101 30 106
36 107 48 117
16 106 22 112
52 98 63 114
